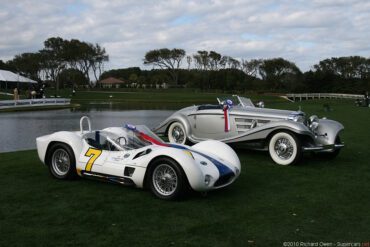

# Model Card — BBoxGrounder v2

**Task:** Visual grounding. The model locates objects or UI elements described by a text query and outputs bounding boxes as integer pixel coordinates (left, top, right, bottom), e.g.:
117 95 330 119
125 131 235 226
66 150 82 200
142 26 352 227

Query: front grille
214 173 235 187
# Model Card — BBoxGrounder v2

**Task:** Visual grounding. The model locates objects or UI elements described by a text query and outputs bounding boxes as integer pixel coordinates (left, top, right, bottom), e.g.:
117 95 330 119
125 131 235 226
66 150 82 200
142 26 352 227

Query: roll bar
80 116 92 134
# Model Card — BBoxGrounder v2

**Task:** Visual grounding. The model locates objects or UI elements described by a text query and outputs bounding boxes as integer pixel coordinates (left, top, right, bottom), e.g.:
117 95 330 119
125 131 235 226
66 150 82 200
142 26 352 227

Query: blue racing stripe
169 144 234 177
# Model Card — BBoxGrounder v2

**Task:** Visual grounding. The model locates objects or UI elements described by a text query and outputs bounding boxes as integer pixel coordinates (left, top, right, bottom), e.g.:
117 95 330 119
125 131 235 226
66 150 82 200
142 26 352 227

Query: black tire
46 143 77 179
268 131 302 165
148 157 187 200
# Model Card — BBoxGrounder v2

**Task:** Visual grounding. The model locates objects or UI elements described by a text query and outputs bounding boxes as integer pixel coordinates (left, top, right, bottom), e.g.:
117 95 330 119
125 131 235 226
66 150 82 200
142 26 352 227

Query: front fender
144 148 204 191
191 140 241 171
315 119 344 145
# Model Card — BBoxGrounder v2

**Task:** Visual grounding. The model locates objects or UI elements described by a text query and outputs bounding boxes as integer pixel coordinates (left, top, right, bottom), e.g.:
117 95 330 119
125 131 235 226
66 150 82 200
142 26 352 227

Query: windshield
124 125 165 150
217 95 255 107
83 125 165 151
238 96 255 107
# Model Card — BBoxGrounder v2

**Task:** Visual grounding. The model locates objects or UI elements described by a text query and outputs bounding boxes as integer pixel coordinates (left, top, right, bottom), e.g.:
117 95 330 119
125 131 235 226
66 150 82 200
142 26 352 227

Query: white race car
36 116 241 200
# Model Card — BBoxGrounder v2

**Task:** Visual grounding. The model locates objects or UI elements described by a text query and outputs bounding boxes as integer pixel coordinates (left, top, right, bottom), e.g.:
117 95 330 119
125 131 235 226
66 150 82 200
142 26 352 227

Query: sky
0 0 369 72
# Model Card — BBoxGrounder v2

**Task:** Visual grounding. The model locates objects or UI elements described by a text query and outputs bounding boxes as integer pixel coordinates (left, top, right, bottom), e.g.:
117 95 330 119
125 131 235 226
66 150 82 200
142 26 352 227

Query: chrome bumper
303 143 344 152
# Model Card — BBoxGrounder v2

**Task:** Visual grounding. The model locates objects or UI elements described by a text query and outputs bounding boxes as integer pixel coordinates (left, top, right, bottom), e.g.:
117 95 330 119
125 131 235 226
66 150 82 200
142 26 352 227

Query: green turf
0 99 369 246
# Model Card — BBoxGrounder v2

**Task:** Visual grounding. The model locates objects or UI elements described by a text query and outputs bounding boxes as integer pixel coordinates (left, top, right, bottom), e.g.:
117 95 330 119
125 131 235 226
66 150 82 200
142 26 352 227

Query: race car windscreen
124 125 165 149
136 125 165 144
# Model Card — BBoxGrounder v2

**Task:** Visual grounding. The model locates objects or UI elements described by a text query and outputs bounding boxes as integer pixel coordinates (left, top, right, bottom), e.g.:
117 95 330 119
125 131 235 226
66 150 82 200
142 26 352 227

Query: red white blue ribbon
223 99 233 132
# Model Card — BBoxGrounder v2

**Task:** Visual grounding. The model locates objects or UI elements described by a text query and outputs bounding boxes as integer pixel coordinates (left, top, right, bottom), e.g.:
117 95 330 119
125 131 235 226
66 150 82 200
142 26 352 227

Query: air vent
133 149 152 159
124 167 135 177
236 124 250 129
235 118 253 123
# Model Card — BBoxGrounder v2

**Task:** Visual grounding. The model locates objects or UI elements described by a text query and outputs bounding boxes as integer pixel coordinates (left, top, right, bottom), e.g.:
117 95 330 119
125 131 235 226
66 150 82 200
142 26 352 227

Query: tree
90 43 109 85
40 37 67 92
193 50 209 70
143 48 186 84
219 56 240 69
209 51 222 70
129 73 138 87
7 53 43 81
314 56 370 79
259 58 301 90
0 60 16 71
186 56 192 70
241 59 262 77
311 56 370 93
57 68 88 88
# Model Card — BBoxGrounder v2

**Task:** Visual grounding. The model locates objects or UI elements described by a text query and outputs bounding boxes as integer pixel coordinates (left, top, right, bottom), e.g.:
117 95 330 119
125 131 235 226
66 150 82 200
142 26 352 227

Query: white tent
0 69 37 83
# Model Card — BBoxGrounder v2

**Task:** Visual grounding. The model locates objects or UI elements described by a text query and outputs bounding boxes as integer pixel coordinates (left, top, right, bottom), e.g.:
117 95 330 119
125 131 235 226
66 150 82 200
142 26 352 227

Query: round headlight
309 115 318 123
309 115 319 130
204 175 211 185
310 121 319 131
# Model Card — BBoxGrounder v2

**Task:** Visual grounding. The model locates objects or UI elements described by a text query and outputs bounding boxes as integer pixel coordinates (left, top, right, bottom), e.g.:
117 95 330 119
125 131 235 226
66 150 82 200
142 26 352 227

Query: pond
0 108 174 153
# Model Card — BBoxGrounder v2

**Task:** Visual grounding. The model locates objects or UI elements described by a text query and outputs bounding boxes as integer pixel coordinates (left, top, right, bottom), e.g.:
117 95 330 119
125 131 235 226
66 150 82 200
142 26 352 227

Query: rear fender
37 131 83 164
155 114 192 138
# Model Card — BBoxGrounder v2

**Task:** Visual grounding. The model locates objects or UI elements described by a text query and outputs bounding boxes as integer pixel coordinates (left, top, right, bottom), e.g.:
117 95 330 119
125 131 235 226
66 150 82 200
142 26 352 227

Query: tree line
100 48 369 93
0 37 108 91
2 42 369 93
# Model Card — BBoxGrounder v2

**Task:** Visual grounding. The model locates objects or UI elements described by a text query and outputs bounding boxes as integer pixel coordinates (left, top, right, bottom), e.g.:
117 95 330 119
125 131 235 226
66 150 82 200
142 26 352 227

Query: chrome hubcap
274 138 293 160
153 164 178 196
51 149 70 176
172 126 184 143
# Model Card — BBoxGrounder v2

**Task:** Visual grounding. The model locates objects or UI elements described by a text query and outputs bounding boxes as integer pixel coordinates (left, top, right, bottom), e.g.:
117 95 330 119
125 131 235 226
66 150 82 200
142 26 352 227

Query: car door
102 150 135 177
192 108 235 140
78 140 109 174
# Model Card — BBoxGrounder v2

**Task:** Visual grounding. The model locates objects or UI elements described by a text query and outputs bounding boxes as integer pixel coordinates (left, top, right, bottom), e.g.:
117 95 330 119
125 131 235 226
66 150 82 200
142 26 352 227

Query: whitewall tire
168 122 187 145
268 131 302 166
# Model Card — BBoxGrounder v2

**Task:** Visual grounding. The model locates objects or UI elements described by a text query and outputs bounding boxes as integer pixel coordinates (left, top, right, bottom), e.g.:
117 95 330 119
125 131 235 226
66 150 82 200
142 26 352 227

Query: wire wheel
47 143 77 179
269 131 301 166
152 164 178 196
168 122 186 144
51 148 71 176
274 137 294 160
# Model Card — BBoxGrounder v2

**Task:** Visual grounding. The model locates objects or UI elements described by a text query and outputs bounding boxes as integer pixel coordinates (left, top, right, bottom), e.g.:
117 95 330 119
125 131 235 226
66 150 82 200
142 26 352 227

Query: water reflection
0 108 173 153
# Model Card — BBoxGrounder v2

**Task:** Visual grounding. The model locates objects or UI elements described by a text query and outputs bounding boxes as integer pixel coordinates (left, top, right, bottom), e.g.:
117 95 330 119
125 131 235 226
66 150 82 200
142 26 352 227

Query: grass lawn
0 98 369 246
0 93 14 100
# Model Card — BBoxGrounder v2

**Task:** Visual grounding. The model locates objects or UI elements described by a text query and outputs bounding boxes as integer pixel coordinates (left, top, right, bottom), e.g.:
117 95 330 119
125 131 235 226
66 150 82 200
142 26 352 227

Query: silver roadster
154 95 344 165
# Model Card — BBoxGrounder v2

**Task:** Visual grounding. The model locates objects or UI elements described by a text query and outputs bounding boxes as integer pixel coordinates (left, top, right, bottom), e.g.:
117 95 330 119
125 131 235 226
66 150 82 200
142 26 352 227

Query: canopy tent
0 69 37 83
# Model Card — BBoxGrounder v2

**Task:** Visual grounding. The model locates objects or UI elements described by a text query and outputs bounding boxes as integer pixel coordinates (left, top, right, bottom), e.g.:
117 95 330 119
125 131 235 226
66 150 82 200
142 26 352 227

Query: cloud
0 0 369 72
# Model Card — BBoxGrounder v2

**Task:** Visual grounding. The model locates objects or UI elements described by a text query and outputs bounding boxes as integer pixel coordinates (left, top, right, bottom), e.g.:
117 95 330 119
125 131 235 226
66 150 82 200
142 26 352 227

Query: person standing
13 87 19 101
